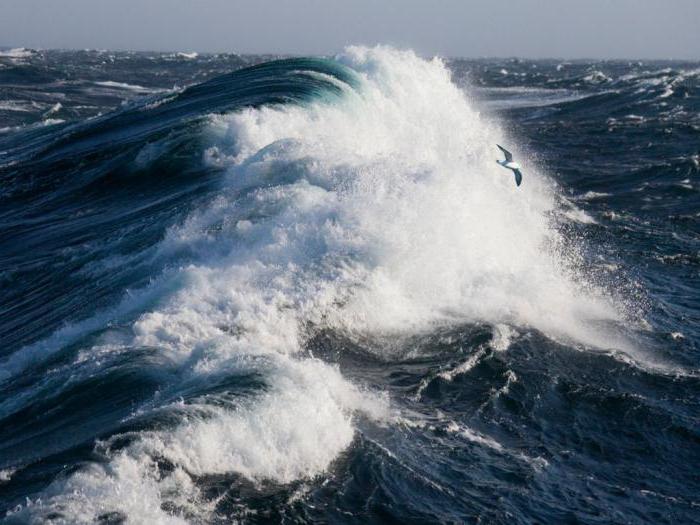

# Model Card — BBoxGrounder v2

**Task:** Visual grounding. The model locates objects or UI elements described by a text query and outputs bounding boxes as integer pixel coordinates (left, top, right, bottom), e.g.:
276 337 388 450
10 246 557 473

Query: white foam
583 71 612 84
0 467 16 483
41 118 65 126
43 102 62 118
659 85 674 98
20 45 640 521
576 191 611 201
0 47 34 58
497 370 518 396
445 421 504 451
413 345 488 399
474 86 595 111
561 205 598 224
131 358 387 482
444 418 547 470
492 324 515 351
15 357 387 523
205 47 622 347
438 348 488 382
0 101 37 113
94 80 152 92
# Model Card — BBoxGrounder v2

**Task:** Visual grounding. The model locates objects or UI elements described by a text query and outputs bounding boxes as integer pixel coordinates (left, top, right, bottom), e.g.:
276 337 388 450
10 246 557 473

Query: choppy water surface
0 47 698 524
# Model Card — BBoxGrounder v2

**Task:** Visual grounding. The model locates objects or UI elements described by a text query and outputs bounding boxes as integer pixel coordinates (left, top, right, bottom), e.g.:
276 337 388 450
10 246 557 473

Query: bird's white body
498 160 520 170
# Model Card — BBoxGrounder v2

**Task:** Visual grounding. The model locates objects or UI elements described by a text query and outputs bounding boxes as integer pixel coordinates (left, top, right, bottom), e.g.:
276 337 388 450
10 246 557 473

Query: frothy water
2 47 697 523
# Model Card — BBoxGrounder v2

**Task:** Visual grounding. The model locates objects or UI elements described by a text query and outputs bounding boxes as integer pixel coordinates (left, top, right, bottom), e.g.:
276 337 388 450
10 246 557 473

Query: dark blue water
0 47 698 524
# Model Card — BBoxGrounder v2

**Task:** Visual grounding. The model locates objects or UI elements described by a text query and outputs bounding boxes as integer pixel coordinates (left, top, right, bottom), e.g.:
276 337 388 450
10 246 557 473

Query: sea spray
11 46 633 522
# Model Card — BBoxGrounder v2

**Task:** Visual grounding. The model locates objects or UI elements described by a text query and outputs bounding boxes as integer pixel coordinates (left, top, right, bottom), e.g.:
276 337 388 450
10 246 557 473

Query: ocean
0 46 698 524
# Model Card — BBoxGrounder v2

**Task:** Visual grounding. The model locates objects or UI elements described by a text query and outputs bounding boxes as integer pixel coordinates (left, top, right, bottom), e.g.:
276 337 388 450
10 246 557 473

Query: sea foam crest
16 46 627 522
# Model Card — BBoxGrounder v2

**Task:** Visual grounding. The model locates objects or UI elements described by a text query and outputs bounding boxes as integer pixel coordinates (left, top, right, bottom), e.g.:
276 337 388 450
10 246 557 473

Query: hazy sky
2 0 699 59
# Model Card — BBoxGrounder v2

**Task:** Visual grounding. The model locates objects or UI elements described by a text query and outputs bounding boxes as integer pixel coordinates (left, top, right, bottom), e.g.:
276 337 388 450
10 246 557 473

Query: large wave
7 46 631 523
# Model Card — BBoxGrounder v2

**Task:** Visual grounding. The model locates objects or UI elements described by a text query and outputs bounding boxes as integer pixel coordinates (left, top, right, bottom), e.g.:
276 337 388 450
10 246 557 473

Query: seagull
496 144 523 186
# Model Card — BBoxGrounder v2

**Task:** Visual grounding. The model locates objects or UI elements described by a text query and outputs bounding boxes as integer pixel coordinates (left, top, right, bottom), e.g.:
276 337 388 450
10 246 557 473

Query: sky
2 0 699 60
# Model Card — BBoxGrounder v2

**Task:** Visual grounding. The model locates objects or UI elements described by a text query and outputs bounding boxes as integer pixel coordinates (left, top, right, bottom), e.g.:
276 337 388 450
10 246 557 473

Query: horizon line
1 44 698 63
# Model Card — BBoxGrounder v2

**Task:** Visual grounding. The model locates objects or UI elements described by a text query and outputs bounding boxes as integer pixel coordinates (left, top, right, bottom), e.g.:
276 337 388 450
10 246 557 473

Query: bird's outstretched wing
497 144 513 162
513 169 522 187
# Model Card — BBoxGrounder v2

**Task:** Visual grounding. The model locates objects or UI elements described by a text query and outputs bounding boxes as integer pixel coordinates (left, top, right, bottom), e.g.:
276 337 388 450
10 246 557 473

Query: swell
0 58 358 355
0 47 686 523
0 58 357 189
0 54 375 522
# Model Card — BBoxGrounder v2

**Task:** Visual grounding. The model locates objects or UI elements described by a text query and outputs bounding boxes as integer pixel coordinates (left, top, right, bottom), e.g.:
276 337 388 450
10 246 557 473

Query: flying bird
496 144 523 186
